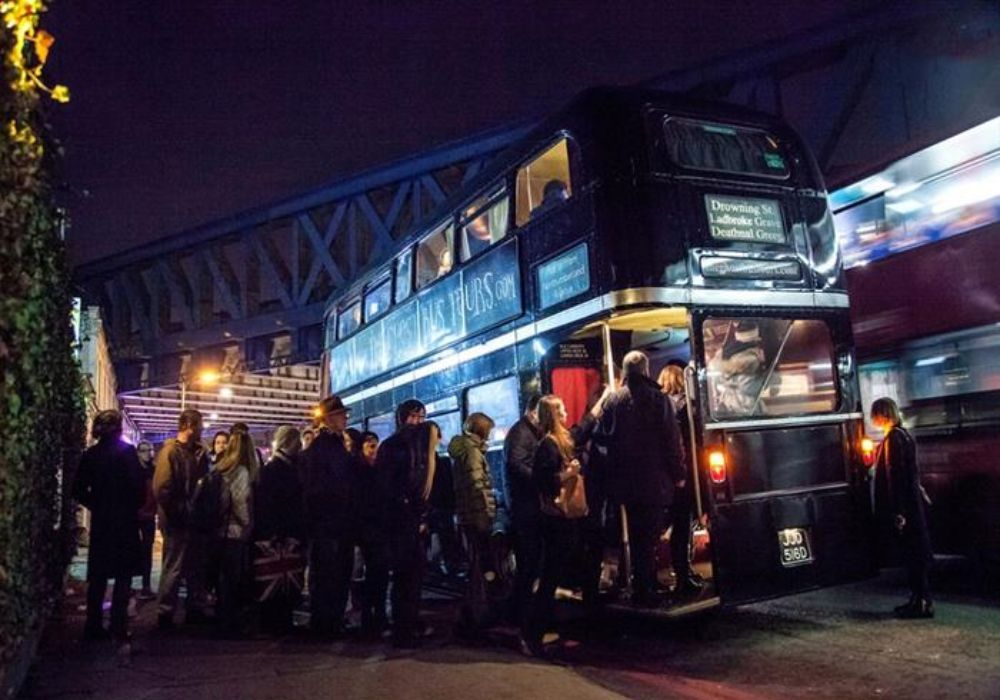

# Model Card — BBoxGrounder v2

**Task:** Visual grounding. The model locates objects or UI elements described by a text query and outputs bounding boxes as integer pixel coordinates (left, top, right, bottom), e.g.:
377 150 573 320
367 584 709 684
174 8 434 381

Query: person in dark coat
73 410 145 642
521 394 604 656
379 419 440 647
871 397 934 618
504 393 542 628
657 363 704 596
301 395 355 638
353 430 392 638
597 350 686 607
135 441 158 599
255 425 306 634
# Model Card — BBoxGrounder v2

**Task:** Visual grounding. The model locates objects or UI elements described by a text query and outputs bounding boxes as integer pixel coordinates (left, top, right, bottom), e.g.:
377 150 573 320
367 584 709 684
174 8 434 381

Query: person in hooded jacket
255 425 306 634
597 350 685 607
378 418 439 647
448 412 498 637
73 410 145 643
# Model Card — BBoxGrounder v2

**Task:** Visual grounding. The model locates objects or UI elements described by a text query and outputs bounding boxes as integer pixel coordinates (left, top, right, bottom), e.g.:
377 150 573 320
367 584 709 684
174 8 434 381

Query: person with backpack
153 409 211 629
301 395 356 638
871 397 934 618
209 428 256 637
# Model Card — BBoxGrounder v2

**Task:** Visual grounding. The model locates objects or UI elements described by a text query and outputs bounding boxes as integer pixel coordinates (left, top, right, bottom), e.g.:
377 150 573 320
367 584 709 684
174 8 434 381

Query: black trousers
459 526 494 631
85 573 131 640
511 511 543 628
358 533 390 630
390 519 425 642
670 482 694 578
308 536 354 634
625 502 663 600
524 515 579 645
217 539 250 634
138 520 156 589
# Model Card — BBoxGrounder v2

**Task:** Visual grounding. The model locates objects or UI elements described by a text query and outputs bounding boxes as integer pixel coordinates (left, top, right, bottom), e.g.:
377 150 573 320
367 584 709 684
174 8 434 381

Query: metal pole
180 379 187 413
601 321 632 596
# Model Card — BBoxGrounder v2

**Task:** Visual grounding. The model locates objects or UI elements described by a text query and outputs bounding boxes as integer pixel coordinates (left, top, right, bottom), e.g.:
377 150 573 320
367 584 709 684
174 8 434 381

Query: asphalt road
21 558 1000 700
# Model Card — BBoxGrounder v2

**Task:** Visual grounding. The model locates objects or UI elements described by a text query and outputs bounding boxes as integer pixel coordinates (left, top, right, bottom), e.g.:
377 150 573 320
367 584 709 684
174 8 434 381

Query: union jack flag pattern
253 537 306 602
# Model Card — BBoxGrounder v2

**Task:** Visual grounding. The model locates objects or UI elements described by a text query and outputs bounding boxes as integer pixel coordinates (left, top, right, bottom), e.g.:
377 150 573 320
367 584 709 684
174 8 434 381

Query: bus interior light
708 450 727 484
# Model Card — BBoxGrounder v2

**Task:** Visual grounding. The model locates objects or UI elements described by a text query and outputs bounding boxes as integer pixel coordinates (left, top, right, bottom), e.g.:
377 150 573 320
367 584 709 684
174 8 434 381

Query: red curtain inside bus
551 366 603 427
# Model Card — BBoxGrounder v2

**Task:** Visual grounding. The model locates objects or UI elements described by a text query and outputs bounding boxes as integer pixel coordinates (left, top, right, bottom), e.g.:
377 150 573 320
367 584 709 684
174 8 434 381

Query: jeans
217 539 250 634
524 515 579 644
157 528 208 619
624 502 663 600
138 519 156 590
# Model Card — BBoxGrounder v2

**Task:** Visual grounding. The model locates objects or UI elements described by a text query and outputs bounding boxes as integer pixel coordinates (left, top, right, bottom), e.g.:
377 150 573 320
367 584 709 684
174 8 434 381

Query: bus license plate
777 528 813 567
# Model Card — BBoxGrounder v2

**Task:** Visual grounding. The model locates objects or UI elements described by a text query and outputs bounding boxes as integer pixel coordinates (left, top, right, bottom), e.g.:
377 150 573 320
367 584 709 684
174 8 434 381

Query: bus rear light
708 450 727 484
861 437 875 466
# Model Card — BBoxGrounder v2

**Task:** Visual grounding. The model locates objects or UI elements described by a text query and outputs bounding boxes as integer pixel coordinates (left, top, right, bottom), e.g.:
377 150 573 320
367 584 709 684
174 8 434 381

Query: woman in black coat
871 397 934 618
73 410 145 642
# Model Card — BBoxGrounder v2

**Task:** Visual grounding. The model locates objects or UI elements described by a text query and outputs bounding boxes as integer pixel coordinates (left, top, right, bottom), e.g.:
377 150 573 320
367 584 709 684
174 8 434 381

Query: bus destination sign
537 243 590 310
705 194 786 244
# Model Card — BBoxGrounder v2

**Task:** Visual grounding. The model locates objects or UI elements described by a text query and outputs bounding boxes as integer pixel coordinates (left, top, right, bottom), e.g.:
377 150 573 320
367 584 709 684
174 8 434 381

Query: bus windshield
662 118 790 179
703 317 837 419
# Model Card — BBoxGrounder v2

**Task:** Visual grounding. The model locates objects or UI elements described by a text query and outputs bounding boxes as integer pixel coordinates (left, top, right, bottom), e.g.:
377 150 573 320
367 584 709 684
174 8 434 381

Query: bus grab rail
703 412 863 431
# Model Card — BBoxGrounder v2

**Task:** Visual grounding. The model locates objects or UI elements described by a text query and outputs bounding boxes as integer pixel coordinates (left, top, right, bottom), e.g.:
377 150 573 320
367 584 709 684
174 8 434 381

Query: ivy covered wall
0 0 84 675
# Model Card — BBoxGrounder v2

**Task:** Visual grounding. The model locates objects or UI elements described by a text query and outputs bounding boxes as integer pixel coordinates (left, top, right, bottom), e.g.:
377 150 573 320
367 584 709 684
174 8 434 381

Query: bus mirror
708 450 727 484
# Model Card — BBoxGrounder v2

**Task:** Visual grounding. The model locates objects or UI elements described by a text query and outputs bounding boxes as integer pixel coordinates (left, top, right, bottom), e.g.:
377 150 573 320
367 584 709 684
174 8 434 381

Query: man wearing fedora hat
301 395 356 637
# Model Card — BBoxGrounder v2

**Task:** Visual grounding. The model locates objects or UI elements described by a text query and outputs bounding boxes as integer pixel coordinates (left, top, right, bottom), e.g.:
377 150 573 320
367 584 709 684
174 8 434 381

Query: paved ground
20 557 1000 700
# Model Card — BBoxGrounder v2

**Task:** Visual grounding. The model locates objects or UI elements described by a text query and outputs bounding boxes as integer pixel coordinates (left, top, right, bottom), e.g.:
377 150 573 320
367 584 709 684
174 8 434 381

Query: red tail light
708 450 727 484
861 437 875 466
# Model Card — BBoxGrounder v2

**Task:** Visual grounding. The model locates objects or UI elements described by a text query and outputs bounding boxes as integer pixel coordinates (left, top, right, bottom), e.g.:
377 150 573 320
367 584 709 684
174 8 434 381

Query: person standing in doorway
598 351 685 608
153 409 211 628
135 441 158 600
74 410 145 645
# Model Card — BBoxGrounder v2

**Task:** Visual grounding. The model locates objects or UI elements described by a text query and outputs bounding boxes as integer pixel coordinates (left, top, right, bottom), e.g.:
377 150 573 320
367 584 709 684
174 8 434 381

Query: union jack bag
252 537 306 602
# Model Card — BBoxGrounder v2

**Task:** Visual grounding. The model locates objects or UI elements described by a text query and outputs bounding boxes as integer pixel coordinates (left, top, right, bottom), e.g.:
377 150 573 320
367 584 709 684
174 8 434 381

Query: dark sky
46 1 875 267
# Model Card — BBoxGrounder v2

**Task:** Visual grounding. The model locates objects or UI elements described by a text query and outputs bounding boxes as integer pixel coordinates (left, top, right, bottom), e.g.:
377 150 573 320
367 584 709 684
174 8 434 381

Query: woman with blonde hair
522 392 606 656
213 428 257 636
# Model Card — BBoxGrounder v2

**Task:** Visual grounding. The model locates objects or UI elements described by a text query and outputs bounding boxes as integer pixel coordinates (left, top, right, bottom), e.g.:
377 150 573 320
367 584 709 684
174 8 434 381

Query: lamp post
179 369 221 412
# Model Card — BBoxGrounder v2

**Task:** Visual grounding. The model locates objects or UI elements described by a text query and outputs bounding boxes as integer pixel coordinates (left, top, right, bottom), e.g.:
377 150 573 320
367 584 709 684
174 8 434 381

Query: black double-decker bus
322 87 874 614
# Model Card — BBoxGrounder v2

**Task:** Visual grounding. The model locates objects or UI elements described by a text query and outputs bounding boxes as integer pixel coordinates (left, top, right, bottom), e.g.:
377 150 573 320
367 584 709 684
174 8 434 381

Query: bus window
337 300 361 339
465 376 520 446
366 411 396 441
460 189 509 262
416 223 454 290
703 317 837 419
431 410 462 453
395 248 413 303
364 278 391 322
663 118 790 179
515 138 573 226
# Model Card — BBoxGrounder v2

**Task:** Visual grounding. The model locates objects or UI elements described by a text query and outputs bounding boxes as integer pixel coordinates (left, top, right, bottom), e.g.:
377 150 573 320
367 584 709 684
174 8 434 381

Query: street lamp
179 369 222 412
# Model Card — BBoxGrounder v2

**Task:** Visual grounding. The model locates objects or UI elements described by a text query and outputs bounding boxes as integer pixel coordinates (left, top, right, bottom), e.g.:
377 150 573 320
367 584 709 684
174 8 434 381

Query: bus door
694 312 876 605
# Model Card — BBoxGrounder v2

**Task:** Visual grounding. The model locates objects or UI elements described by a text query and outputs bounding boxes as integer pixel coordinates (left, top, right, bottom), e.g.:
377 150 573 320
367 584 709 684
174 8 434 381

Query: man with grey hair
597 350 686 607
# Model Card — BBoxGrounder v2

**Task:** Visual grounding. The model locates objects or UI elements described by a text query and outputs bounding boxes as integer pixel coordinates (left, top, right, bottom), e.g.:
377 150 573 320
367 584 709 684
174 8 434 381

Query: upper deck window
395 248 413 303
337 300 362 340
515 138 574 226
663 118 790 179
460 188 509 262
415 222 454 290
703 317 837 419
364 278 391 322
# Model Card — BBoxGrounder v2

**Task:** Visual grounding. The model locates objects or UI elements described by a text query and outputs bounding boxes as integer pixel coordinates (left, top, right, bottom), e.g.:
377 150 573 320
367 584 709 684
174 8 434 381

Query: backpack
190 469 226 535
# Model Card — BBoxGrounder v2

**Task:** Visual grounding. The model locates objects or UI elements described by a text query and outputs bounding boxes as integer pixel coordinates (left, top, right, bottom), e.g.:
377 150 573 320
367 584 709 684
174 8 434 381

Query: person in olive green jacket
448 413 497 636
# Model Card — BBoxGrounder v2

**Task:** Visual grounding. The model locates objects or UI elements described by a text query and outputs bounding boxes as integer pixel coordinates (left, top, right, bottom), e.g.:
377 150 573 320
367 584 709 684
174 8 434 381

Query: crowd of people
72 348 933 656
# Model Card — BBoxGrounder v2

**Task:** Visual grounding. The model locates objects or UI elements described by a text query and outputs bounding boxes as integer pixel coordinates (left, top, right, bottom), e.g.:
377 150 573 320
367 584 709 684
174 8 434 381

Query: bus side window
395 248 413 303
515 137 573 227
338 299 361 339
415 223 454 290
460 189 509 262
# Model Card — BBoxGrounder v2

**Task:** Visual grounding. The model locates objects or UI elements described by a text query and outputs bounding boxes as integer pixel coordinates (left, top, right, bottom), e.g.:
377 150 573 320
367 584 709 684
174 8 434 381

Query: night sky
46 1 876 267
